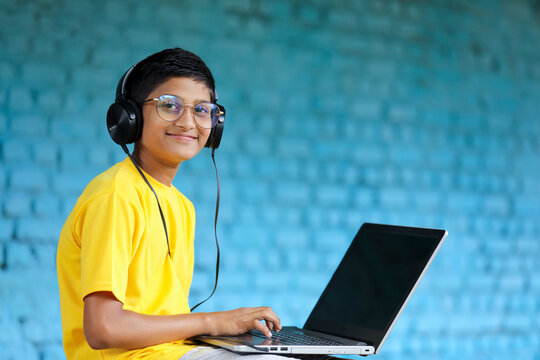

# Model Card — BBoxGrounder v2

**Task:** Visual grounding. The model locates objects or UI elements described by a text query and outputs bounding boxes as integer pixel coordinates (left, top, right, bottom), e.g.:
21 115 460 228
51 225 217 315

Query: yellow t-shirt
57 157 197 360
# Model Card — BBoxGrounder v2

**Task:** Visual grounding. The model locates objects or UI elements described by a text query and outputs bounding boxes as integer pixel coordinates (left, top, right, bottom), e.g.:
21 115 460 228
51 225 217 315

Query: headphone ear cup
205 104 225 149
107 99 142 145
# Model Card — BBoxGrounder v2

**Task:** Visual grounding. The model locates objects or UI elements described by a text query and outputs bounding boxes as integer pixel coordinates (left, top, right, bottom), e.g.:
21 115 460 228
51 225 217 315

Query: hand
205 307 282 338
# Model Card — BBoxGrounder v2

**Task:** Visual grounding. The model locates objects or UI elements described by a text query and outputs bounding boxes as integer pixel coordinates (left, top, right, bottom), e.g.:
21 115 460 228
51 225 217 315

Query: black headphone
106 63 226 149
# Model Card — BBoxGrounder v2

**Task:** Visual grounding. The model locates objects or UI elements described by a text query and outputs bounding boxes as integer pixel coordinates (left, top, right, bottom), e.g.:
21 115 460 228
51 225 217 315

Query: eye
159 96 181 113
194 103 211 114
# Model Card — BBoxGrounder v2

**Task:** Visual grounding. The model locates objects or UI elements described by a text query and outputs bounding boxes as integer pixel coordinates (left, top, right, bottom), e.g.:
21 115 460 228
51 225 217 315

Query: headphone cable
190 147 221 312
122 144 171 257
120 144 221 312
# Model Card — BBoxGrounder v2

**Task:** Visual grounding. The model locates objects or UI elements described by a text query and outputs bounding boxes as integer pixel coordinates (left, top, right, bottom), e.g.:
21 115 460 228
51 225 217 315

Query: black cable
190 147 221 312
121 144 171 258
120 143 220 311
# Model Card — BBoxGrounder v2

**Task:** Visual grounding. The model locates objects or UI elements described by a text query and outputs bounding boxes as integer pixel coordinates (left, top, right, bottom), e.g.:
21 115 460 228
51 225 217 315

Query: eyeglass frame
142 94 222 129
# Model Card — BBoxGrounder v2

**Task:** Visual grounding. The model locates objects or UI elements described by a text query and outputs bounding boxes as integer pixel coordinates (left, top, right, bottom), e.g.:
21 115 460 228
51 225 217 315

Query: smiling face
135 77 213 169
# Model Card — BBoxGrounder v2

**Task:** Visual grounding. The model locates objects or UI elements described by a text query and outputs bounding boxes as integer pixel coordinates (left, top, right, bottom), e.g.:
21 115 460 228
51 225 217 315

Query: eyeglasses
143 95 221 129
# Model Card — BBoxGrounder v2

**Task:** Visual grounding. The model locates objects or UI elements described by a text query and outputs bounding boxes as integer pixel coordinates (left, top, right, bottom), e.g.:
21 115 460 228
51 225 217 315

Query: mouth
166 132 198 141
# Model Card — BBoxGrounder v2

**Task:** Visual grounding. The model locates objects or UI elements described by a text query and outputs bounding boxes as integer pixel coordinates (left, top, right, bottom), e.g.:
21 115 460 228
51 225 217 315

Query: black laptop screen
303 223 445 349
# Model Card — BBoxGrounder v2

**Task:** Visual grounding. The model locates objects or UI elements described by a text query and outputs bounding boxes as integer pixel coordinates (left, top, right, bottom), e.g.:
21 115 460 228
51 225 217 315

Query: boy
57 48 285 360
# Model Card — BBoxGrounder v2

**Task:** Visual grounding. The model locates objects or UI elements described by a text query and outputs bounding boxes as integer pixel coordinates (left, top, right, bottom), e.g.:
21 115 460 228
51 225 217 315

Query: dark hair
125 47 216 104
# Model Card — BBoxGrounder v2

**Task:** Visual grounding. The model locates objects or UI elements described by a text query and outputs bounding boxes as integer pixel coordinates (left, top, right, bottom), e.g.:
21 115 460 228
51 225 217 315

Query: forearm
83 292 212 350
84 292 280 350
89 309 210 349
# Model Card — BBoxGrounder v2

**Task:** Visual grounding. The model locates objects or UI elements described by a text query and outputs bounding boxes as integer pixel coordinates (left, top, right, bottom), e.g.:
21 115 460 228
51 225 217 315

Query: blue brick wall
1 0 540 359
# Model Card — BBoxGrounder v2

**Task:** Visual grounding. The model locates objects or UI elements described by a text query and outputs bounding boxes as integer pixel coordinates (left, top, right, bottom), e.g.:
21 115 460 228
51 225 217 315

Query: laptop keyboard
249 329 342 346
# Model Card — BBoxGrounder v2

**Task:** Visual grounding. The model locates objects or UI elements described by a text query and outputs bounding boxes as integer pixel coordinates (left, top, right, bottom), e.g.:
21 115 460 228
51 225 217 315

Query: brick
36 89 62 114
10 114 47 137
294 272 329 294
0 219 14 242
237 180 270 202
389 146 423 165
241 134 272 156
254 271 288 292
8 87 33 114
0 61 16 83
513 196 540 216
52 171 93 196
59 143 86 169
32 140 57 166
274 226 309 248
275 182 310 205
22 320 59 343
229 225 270 248
276 138 310 158
193 244 216 272
243 250 262 270
33 244 57 269
379 188 408 209
447 192 481 214
499 275 525 292
1 139 32 163
33 194 60 219
224 0 251 12
316 185 348 205
296 3 320 24
5 242 35 269
314 142 347 159
0 343 39 360
15 218 63 243
60 195 79 219
314 229 349 251
255 158 281 179
0 308 23 341
9 168 48 193
40 344 66 360
412 191 440 211
2 193 32 218
51 117 97 142
259 0 291 19
483 195 509 216
354 144 386 164
0 113 7 134
352 99 382 118
71 66 118 90
63 92 90 113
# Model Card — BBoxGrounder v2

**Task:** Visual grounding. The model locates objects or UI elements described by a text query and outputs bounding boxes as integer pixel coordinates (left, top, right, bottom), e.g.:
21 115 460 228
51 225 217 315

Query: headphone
105 61 224 312
106 62 226 149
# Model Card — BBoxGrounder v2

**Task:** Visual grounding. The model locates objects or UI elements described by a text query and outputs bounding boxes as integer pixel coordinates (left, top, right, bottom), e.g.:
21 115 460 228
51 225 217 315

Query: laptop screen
303 223 446 350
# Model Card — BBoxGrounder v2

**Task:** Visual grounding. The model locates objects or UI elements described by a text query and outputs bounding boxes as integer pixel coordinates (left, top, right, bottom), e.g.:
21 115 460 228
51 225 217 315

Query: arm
83 291 281 350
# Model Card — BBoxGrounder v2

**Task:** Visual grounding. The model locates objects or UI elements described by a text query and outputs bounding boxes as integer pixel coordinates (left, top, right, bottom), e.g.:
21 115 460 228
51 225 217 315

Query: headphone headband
116 63 139 102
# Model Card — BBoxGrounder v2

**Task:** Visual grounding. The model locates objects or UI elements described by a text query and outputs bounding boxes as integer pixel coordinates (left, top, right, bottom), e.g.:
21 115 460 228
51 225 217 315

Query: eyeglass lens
156 95 219 128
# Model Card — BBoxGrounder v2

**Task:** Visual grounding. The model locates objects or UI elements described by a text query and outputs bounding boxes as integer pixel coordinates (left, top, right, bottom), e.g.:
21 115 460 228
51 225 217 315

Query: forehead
150 77 212 101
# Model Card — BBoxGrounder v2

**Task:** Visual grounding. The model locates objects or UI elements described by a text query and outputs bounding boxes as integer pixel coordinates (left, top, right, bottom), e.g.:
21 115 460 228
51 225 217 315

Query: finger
260 307 281 331
253 319 272 338
264 319 274 331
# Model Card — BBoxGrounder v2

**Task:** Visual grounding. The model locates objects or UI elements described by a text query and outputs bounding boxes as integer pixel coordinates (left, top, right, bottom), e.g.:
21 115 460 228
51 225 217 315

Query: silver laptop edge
374 230 448 354
194 333 375 355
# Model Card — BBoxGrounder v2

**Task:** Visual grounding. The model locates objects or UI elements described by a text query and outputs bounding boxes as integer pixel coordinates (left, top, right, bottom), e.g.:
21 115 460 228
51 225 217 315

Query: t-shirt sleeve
76 191 138 304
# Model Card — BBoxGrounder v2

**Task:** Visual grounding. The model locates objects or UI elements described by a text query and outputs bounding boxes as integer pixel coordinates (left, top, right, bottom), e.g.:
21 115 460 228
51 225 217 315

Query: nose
174 104 196 129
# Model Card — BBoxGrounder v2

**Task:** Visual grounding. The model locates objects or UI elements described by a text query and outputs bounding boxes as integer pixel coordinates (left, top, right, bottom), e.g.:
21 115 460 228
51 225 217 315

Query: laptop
192 223 447 355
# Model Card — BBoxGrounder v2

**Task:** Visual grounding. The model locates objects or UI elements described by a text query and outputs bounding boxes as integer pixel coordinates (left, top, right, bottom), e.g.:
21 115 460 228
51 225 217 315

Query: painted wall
1 0 539 359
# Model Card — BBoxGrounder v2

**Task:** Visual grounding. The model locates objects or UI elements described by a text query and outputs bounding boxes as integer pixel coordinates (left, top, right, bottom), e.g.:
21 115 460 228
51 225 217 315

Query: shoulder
69 158 148 219
83 158 144 200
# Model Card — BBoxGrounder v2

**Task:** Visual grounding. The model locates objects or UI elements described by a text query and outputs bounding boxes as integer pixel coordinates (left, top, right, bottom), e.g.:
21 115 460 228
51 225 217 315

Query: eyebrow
166 94 212 103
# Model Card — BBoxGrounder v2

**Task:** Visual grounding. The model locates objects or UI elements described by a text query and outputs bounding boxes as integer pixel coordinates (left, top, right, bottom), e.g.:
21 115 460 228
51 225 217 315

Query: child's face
138 77 213 166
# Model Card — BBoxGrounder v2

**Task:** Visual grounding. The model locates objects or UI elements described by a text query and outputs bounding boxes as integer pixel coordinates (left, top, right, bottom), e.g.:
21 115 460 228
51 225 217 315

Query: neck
131 147 180 187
